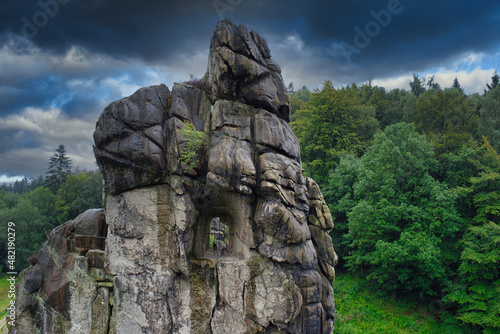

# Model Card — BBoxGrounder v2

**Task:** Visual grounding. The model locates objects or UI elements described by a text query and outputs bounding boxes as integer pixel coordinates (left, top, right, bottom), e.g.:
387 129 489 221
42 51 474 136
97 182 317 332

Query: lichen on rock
11 19 337 334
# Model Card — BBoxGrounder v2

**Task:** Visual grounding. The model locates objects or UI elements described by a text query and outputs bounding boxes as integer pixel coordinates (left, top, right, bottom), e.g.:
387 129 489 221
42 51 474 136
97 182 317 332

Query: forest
0 145 103 274
290 72 500 333
0 72 499 333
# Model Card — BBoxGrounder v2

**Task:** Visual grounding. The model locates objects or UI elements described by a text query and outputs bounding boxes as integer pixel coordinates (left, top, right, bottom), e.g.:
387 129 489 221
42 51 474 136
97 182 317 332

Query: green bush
179 122 207 170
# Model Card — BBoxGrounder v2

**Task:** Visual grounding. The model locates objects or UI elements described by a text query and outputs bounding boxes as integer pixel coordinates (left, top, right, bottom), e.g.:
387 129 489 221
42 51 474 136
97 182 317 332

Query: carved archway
206 214 233 258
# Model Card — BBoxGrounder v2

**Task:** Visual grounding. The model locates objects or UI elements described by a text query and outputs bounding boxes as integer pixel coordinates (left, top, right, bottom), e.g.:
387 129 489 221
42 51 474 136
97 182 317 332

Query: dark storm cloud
2 0 217 62
2 0 499 82
229 0 500 81
0 75 64 115
0 0 499 179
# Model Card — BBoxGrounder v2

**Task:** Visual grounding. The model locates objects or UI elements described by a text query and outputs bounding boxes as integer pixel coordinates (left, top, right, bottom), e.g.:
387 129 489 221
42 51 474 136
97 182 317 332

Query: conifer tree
452 77 465 95
409 73 426 97
486 70 500 91
45 144 73 192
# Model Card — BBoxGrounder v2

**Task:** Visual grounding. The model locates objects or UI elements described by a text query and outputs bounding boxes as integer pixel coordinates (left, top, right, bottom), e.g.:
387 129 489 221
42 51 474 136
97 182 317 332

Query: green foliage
469 171 500 225
335 273 474 333
445 222 500 332
486 71 500 92
45 144 73 192
289 74 500 331
289 85 312 118
479 86 500 152
452 77 465 95
443 138 500 224
0 274 16 313
402 86 479 181
291 80 378 184
55 171 103 224
426 75 441 91
325 154 363 264
344 123 462 296
0 170 102 272
0 187 56 271
409 73 426 97
25 187 56 221
0 190 20 210
411 89 478 139
370 88 408 129
179 122 207 170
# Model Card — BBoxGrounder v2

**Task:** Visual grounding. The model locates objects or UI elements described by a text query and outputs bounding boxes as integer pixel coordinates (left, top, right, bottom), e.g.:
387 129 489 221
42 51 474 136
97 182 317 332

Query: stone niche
10 19 337 334
194 192 254 260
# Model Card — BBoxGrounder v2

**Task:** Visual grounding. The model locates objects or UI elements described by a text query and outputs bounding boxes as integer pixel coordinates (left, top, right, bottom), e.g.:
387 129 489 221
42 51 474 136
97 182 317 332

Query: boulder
94 84 171 195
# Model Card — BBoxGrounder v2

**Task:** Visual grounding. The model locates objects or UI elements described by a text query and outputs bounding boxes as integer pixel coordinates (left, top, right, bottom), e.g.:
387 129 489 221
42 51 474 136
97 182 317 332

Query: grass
0 274 16 333
334 272 475 334
0 271 479 333
0 274 14 313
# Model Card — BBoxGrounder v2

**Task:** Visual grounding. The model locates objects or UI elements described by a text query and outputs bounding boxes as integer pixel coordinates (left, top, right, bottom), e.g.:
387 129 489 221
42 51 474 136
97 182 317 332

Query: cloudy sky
1 0 499 182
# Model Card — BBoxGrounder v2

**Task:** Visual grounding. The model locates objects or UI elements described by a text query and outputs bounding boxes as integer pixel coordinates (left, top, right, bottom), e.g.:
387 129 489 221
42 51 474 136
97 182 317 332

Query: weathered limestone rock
12 19 336 334
94 84 171 195
208 19 290 122
10 209 111 334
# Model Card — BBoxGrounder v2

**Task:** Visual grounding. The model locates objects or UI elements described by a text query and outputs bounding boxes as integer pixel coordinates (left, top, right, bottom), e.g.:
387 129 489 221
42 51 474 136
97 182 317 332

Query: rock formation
10 19 337 333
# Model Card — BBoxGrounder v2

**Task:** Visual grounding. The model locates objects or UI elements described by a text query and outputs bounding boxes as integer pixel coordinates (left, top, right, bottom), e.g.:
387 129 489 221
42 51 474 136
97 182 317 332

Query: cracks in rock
212 123 243 133
261 175 297 192
213 45 279 118
208 264 219 334
241 279 247 316
218 36 274 73
240 71 271 90
155 86 170 112
219 50 236 78
96 131 166 173
110 102 166 135
258 143 299 162
97 148 163 174
143 131 166 153
164 293 173 333
168 112 192 126
212 128 254 149
240 34 263 65
105 288 113 334
246 99 276 118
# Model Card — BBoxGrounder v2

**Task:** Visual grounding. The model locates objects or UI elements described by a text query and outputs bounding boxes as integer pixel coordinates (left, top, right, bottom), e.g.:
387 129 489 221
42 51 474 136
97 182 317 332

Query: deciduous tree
344 123 462 297
55 170 103 224
479 86 500 152
291 80 378 184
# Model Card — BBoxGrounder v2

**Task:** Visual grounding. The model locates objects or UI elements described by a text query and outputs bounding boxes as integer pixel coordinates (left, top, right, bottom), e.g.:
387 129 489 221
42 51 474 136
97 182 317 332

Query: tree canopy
344 123 462 297
289 73 500 332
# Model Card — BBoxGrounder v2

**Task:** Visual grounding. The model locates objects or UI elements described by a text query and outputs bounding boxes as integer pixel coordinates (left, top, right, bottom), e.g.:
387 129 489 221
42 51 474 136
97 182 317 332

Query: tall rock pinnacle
10 20 337 334
208 19 291 122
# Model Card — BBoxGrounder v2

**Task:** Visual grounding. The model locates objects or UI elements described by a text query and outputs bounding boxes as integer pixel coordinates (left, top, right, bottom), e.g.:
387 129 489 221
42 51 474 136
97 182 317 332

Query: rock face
11 19 337 333
10 209 110 334
208 20 290 122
